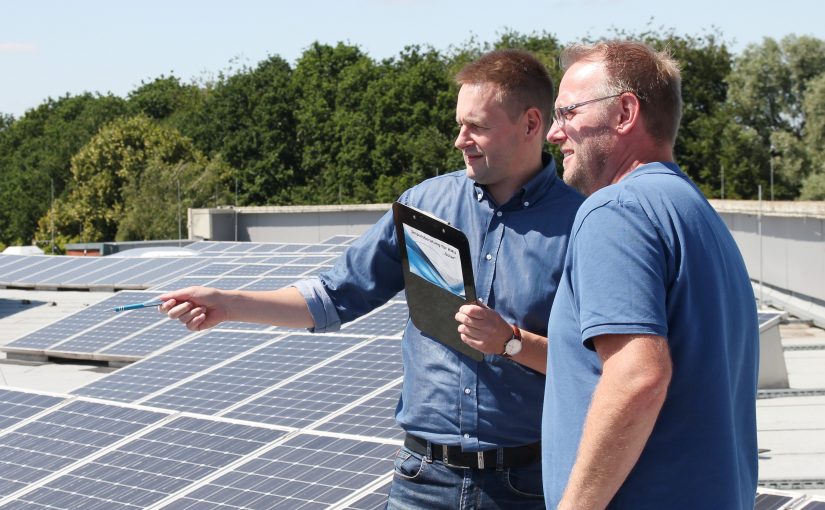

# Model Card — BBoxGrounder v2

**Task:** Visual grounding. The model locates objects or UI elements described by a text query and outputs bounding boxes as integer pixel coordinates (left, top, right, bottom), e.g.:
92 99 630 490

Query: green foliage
35 114 231 246
0 93 127 245
184 55 297 205
726 35 825 199
3 29 825 248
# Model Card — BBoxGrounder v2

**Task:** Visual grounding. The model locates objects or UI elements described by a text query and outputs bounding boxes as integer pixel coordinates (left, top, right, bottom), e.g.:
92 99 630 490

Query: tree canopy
2 30 824 249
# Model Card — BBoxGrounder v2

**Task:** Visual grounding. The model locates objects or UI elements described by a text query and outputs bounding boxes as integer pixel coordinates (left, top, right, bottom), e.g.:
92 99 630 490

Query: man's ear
525 107 543 136
616 93 641 135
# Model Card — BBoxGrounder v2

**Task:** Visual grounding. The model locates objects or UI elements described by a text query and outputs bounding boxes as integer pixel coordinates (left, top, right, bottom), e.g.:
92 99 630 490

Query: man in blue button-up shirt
161 49 583 509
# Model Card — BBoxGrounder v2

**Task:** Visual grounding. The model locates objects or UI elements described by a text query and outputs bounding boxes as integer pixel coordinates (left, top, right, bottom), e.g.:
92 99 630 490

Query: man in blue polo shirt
542 40 759 509
161 49 583 509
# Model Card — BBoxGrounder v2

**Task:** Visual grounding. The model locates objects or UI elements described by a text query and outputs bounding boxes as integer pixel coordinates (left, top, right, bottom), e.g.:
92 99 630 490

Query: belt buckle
442 445 449 466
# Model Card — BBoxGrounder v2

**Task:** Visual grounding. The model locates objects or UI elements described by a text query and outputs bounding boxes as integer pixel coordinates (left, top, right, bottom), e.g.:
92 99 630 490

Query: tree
367 45 460 201
289 42 378 203
0 93 127 246
185 55 297 205
35 114 231 245
726 35 825 198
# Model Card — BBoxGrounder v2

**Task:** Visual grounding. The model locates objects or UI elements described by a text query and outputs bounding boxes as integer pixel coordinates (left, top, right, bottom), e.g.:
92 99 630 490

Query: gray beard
563 125 613 196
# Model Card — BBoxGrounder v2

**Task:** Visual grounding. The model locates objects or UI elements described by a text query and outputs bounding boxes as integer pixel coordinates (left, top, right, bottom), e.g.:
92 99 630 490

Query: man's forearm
510 328 547 373
227 287 315 328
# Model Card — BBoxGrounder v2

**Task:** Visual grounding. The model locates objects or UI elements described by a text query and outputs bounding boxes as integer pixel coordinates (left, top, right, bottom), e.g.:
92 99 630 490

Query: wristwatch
502 323 522 358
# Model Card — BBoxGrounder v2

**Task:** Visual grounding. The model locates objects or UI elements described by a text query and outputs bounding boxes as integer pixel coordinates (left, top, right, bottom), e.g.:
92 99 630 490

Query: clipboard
392 202 483 361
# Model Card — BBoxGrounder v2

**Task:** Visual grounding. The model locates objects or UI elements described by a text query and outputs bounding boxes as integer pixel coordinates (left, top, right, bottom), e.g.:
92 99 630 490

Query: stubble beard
562 126 613 196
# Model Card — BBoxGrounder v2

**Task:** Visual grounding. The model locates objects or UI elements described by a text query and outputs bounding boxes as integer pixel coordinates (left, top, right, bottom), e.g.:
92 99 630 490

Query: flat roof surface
1 287 824 499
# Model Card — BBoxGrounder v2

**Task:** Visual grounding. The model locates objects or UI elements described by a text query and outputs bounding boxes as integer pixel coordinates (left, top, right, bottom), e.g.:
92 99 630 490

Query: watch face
505 338 522 356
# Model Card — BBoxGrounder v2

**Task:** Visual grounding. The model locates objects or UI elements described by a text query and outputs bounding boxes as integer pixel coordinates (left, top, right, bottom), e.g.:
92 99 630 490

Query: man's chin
563 168 590 196
465 167 484 183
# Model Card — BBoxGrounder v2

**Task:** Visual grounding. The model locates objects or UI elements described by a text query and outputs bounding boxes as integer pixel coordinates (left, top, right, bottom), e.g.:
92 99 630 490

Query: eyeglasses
553 93 624 127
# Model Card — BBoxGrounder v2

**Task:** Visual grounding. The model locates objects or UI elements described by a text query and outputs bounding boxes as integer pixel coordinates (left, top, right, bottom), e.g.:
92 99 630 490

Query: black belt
404 433 540 469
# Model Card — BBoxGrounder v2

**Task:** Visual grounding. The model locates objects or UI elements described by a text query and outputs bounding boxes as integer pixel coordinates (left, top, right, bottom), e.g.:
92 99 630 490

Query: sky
3 0 824 118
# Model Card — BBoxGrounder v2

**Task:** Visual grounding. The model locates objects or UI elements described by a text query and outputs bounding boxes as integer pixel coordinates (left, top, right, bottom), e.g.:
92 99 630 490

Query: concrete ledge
756 283 825 330
711 200 825 219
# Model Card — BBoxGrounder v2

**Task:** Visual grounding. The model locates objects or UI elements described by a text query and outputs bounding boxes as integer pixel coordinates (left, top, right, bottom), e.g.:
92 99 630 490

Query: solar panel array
1 239 798 509
0 237 409 508
1 239 360 364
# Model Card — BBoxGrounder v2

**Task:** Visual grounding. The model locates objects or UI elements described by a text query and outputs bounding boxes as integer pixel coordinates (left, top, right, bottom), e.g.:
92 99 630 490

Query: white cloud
0 43 38 54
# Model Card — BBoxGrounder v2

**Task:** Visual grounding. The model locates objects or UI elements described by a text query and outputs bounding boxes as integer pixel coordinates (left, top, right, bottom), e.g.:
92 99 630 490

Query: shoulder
402 170 471 204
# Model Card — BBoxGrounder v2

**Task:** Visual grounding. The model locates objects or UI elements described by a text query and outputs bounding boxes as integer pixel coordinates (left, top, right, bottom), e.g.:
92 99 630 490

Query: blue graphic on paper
404 224 465 298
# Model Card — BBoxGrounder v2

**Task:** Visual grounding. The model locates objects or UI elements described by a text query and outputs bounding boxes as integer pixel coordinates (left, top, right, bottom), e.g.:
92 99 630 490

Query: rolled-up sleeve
292 278 342 333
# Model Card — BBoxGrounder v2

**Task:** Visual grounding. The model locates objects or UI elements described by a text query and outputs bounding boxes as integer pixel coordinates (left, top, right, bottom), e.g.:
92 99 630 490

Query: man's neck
487 154 545 206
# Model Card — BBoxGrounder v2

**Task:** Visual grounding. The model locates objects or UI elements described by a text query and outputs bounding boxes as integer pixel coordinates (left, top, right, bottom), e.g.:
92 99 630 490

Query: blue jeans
386 446 545 510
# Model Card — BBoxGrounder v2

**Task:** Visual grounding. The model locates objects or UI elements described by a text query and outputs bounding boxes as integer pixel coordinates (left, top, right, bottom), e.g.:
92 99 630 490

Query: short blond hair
456 49 555 132
561 41 682 145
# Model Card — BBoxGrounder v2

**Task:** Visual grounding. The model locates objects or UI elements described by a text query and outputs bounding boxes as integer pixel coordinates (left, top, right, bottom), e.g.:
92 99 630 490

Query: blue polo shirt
296 155 583 449
543 162 759 509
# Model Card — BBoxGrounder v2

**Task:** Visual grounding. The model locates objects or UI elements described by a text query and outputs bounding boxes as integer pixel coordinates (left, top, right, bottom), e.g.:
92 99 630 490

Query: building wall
189 204 392 244
190 201 825 307
712 200 825 306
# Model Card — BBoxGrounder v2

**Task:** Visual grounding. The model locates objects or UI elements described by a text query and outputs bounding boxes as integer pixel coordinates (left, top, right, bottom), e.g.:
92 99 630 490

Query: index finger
458 303 487 318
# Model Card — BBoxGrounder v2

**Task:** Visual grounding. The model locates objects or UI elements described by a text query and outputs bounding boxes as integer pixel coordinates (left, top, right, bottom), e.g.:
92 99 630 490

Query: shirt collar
472 153 558 209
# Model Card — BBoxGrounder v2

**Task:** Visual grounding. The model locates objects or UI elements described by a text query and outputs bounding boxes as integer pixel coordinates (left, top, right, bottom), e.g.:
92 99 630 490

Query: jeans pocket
393 447 426 480
500 464 544 498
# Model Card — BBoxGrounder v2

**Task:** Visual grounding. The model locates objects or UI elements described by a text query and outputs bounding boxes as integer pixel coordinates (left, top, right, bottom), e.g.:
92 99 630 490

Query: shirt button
464 433 471 439
485 254 492 260
496 211 502 217
477 193 483 201
464 388 471 395
523 201 530 207
478 297 485 304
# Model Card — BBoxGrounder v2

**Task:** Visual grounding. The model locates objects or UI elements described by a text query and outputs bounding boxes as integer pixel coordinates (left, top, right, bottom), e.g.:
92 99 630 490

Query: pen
111 299 164 312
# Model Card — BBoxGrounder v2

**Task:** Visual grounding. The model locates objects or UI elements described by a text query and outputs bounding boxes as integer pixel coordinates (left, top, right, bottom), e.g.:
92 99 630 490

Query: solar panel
759 312 784 325
0 254 26 271
0 400 169 500
0 256 72 286
298 244 339 253
312 384 403 440
188 263 240 277
341 302 409 337
223 337 403 428
273 244 312 253
754 488 806 510
71 331 276 403
302 266 334 277
4 416 286 510
320 235 357 245
209 276 260 290
285 255 335 266
2 291 150 351
99 319 197 358
151 275 219 292
799 501 825 510
257 255 300 265
0 390 64 431
28 257 100 286
139 334 369 415
224 264 277 277
159 434 396 510
247 243 285 254
47 303 166 356
61 257 153 286
115 258 213 288
267 265 316 277
341 480 392 510
233 277 299 294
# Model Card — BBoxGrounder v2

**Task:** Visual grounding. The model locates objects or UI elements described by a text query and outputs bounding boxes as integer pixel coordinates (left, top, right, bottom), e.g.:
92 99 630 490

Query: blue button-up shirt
295 155 583 450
